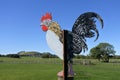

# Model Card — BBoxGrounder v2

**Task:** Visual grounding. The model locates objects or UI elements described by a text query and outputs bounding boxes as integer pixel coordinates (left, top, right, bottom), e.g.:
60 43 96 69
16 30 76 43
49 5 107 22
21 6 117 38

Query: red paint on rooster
42 25 48 31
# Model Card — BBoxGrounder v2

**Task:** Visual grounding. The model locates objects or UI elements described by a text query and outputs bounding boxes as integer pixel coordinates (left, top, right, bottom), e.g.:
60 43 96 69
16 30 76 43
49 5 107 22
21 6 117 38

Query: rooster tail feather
70 12 103 55
72 12 103 41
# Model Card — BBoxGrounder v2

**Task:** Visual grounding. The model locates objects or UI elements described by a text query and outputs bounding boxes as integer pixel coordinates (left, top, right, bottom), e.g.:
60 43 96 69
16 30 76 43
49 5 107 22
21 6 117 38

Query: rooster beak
40 23 43 26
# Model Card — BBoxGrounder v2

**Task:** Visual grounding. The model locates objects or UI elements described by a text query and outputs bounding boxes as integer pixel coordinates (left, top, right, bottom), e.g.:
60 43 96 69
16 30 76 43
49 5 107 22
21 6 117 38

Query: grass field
0 57 120 80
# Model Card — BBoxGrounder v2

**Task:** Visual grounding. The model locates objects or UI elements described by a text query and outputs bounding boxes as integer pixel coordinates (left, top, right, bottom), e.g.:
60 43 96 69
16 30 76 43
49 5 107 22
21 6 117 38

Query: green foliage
113 55 120 59
6 54 20 58
17 51 58 58
75 54 87 59
17 51 42 57
90 42 116 62
0 54 5 57
41 52 58 58
90 47 101 61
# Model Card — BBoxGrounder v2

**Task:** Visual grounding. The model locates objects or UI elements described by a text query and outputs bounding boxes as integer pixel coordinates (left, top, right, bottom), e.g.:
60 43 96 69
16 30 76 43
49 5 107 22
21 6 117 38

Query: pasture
0 57 120 80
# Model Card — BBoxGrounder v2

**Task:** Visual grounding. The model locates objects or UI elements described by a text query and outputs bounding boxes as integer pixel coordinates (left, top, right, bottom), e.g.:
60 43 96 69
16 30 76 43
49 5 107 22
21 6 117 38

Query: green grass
0 57 120 80
0 64 62 80
74 63 120 80
0 57 62 80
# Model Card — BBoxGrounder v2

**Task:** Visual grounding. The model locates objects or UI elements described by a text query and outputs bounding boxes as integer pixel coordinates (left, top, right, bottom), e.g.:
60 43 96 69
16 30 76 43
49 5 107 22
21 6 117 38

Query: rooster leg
68 62 74 77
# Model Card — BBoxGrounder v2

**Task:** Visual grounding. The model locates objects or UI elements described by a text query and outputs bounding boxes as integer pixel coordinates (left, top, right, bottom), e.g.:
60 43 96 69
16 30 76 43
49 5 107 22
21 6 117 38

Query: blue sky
0 0 120 55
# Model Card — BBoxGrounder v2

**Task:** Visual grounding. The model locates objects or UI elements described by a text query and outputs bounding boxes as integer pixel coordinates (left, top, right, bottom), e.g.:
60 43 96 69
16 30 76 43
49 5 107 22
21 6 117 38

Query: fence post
57 30 74 80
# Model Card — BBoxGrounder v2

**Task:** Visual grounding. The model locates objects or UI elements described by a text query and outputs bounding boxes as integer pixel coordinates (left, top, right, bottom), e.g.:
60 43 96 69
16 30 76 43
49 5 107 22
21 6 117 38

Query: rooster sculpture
40 12 103 62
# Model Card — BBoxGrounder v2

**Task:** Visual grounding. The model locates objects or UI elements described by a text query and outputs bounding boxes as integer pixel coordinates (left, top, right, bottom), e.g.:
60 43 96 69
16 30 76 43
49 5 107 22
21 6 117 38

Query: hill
18 51 42 57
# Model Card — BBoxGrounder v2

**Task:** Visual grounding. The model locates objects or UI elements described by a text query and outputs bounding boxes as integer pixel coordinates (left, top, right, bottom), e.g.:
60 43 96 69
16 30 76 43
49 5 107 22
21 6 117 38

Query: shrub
6 54 20 58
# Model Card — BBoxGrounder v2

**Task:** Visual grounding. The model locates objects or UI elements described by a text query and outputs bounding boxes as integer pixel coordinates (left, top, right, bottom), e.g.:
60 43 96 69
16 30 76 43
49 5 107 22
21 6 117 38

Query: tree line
0 52 58 58
0 42 119 63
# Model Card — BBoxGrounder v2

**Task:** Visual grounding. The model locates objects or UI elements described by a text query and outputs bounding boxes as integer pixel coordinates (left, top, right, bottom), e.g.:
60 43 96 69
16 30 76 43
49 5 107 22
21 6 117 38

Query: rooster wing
66 12 104 61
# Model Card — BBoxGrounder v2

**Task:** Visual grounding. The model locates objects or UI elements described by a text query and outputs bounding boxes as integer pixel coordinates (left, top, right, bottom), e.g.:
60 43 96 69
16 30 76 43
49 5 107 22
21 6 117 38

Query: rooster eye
42 19 52 26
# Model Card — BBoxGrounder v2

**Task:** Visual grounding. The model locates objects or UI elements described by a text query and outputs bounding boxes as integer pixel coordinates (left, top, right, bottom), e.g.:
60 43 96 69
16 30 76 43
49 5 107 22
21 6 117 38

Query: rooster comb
41 13 52 21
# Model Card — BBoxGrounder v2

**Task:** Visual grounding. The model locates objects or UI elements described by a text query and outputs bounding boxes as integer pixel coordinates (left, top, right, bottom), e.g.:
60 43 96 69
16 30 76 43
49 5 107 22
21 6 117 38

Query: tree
90 47 101 61
6 54 20 58
90 42 116 62
41 52 58 58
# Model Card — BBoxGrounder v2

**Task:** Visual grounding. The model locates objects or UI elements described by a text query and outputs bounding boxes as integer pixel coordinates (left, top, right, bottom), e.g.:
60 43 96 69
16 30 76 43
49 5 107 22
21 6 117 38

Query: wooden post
63 30 68 80
58 30 74 80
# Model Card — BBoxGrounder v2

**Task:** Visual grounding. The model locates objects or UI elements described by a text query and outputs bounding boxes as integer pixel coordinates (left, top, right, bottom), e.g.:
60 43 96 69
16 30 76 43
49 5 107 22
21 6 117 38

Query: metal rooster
40 12 103 63
40 12 104 78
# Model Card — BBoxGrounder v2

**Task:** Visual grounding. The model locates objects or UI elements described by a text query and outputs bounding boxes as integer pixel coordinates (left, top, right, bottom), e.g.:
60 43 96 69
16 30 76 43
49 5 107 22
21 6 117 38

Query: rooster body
40 12 103 62
46 29 63 59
